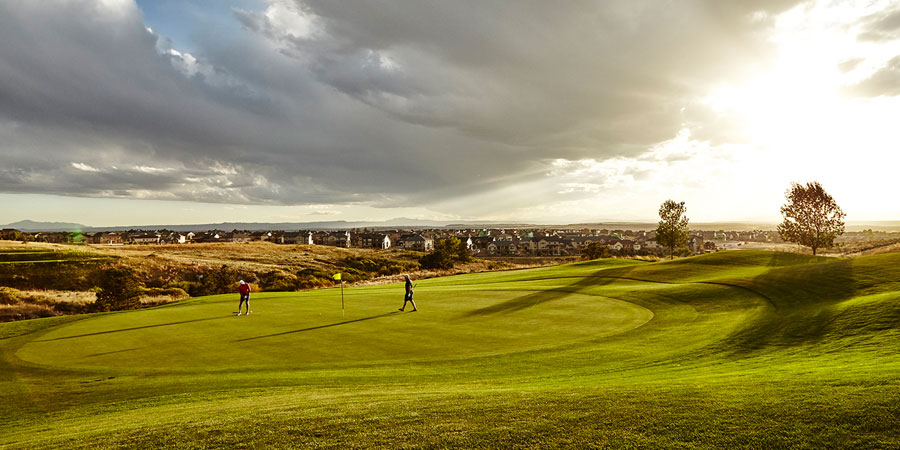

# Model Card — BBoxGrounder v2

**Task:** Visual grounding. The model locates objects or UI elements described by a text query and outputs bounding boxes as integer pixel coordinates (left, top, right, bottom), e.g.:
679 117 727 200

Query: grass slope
1 251 899 448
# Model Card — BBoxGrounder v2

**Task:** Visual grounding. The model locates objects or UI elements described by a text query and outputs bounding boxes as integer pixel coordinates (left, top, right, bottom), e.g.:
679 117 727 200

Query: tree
455 239 473 263
583 242 610 260
777 181 845 255
419 239 456 270
655 200 690 259
95 266 144 311
419 237 470 270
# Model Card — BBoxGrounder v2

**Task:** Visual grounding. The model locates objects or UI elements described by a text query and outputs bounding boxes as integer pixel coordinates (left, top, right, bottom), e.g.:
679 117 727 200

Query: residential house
130 232 160 245
608 240 625 253
399 234 433 252
537 236 568 256
517 239 536 255
494 240 517 256
689 236 704 254
321 231 351 248
356 233 391 249
638 238 658 250
231 231 251 243
193 231 225 243
95 232 125 245
470 236 494 254
456 235 474 251
283 231 314 245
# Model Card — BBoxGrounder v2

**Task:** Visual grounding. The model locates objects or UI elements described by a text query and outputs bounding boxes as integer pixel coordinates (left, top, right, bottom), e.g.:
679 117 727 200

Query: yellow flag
333 273 341 281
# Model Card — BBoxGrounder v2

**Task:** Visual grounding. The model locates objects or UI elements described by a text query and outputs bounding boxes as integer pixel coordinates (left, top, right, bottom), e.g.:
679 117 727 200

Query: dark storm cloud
0 0 496 205
0 0 800 209
243 0 801 155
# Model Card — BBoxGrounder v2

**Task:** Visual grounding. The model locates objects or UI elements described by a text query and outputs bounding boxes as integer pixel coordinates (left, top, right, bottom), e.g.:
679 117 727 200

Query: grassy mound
1 251 899 448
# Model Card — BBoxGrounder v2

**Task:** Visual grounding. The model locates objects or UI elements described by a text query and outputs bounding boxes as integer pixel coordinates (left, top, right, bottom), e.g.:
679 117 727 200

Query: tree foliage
419 237 470 270
455 239 473 263
777 181 845 255
655 200 690 259
95 266 144 311
196 264 242 296
583 242 610 260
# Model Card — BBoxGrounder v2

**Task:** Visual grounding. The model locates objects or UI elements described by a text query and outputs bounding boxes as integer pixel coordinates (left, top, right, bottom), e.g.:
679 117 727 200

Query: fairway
3 251 900 448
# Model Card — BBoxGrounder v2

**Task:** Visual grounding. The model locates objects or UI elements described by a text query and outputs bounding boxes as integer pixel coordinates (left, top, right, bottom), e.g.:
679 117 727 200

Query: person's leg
399 293 410 311
239 294 248 315
245 296 250 314
409 298 417 311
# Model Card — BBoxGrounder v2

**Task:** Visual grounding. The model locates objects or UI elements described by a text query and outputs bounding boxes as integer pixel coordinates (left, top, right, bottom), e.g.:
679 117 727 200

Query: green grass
2 250 899 448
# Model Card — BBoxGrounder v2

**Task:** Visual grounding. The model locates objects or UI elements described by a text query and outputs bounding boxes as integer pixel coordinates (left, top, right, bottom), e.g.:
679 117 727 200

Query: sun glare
692 1 900 221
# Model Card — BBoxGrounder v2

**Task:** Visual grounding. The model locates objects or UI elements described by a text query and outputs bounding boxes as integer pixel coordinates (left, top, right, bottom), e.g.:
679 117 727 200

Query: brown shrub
0 286 23 305
0 304 59 322
0 286 22 305
143 287 189 300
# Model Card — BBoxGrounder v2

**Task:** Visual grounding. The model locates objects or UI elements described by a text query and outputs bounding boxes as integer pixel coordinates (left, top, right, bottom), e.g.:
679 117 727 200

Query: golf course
2 250 899 448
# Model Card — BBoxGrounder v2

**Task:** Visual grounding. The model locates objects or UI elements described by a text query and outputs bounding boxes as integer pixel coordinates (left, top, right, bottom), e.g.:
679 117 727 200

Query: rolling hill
1 250 899 448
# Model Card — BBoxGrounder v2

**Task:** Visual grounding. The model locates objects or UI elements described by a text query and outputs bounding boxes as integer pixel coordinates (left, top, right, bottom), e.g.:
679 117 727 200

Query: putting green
16 281 652 371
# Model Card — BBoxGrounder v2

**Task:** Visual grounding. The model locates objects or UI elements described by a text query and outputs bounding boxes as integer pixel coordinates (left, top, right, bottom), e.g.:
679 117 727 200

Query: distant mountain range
3 220 91 232
5 219 900 233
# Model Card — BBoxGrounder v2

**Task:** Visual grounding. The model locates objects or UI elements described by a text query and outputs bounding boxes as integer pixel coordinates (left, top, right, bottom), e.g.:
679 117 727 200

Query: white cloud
71 162 101 172
134 165 174 173
307 209 341 216
264 0 315 39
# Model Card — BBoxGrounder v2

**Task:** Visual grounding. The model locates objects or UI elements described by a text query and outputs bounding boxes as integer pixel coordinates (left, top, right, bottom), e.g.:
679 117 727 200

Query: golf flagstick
333 272 344 317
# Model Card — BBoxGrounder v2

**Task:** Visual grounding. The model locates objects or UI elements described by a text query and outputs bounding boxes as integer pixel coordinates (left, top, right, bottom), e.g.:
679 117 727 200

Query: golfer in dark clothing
398 274 417 312
237 280 251 316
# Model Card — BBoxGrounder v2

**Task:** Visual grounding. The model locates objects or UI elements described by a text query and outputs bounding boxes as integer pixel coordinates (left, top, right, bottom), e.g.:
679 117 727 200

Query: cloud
856 7 900 41
838 57 864 73
240 1 802 154
307 210 341 216
846 56 900 97
1 0 803 217
71 162 101 172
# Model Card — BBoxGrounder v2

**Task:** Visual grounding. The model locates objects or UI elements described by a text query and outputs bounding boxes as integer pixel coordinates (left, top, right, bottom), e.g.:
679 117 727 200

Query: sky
2 0 900 226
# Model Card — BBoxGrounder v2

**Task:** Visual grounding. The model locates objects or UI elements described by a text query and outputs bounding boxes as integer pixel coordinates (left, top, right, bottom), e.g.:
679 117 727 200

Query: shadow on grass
724 255 857 353
31 316 229 342
461 267 632 317
235 311 400 342
85 347 143 358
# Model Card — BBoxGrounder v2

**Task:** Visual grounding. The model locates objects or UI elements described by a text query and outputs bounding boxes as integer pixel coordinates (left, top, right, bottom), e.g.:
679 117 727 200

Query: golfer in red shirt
237 280 251 316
